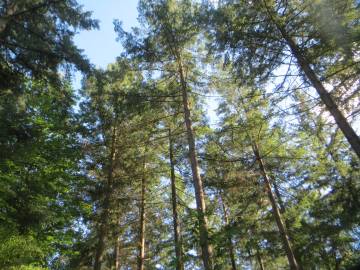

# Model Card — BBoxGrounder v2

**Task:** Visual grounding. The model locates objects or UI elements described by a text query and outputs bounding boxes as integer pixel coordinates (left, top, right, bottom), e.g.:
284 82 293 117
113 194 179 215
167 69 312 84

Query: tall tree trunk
272 179 304 270
272 180 286 214
256 248 265 270
176 56 213 270
138 157 147 270
115 234 121 270
262 2 360 159
252 143 300 270
169 129 185 270
115 215 122 270
94 126 117 270
219 193 237 270
247 248 254 269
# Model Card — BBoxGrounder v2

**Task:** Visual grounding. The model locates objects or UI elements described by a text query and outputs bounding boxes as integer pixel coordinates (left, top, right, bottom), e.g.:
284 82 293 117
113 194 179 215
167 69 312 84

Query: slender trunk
219 194 237 270
115 234 121 270
256 249 265 270
252 143 299 270
94 126 117 270
272 182 304 270
247 248 253 268
169 129 185 270
93 196 110 270
138 158 147 270
177 56 213 270
288 36 360 159
272 180 286 214
264 5 360 159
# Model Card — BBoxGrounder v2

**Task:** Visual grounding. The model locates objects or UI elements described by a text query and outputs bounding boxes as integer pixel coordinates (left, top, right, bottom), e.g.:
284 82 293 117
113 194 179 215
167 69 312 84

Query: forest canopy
0 0 359 269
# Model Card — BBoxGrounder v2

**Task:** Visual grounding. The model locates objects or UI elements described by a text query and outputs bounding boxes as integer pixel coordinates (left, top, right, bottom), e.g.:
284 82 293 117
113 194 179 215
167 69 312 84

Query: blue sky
73 0 219 125
75 0 139 68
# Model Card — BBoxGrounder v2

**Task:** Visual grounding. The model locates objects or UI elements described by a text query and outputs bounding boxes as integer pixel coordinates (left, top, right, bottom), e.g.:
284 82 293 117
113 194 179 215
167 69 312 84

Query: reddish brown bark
94 126 117 270
177 56 213 270
252 143 299 270
169 129 185 270
219 194 237 270
137 159 147 270
262 0 360 159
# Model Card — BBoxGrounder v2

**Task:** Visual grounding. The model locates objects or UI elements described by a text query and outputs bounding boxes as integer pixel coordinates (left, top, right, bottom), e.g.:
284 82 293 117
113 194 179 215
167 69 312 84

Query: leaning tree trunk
138 156 147 270
94 126 117 270
176 55 213 270
261 1 360 159
252 143 300 270
219 193 237 270
272 180 286 214
272 178 304 270
169 129 185 270
283 32 360 159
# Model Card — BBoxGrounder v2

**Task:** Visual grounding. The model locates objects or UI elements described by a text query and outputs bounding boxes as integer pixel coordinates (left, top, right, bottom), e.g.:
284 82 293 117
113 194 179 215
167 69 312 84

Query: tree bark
176 56 213 270
219 193 237 270
272 180 286 214
256 248 265 270
252 143 300 270
138 157 147 270
115 234 121 270
94 126 117 270
247 249 253 268
169 129 185 270
272 179 304 270
262 2 360 159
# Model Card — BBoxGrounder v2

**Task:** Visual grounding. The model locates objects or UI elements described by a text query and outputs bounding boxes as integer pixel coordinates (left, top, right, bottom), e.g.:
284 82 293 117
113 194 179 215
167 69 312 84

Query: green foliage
1 1 359 269
0 229 46 269
0 0 98 92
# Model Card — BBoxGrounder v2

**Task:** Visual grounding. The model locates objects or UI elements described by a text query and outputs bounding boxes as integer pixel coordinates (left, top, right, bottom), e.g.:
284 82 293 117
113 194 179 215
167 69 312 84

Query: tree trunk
115 234 121 270
263 4 360 159
138 158 147 270
176 56 213 270
219 193 237 270
287 36 360 159
94 126 117 270
252 143 300 270
169 129 185 270
247 248 254 269
256 249 265 270
272 179 304 270
272 180 286 214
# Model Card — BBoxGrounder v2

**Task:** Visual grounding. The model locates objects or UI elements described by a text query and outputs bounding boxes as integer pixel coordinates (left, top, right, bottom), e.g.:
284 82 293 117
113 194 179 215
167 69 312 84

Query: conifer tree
206 0 360 158
115 1 214 268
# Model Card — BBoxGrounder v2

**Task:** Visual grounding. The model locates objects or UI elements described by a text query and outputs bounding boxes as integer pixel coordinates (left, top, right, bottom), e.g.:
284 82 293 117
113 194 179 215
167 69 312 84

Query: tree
115 1 214 268
79 59 149 270
0 78 88 269
0 0 98 92
206 0 360 158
